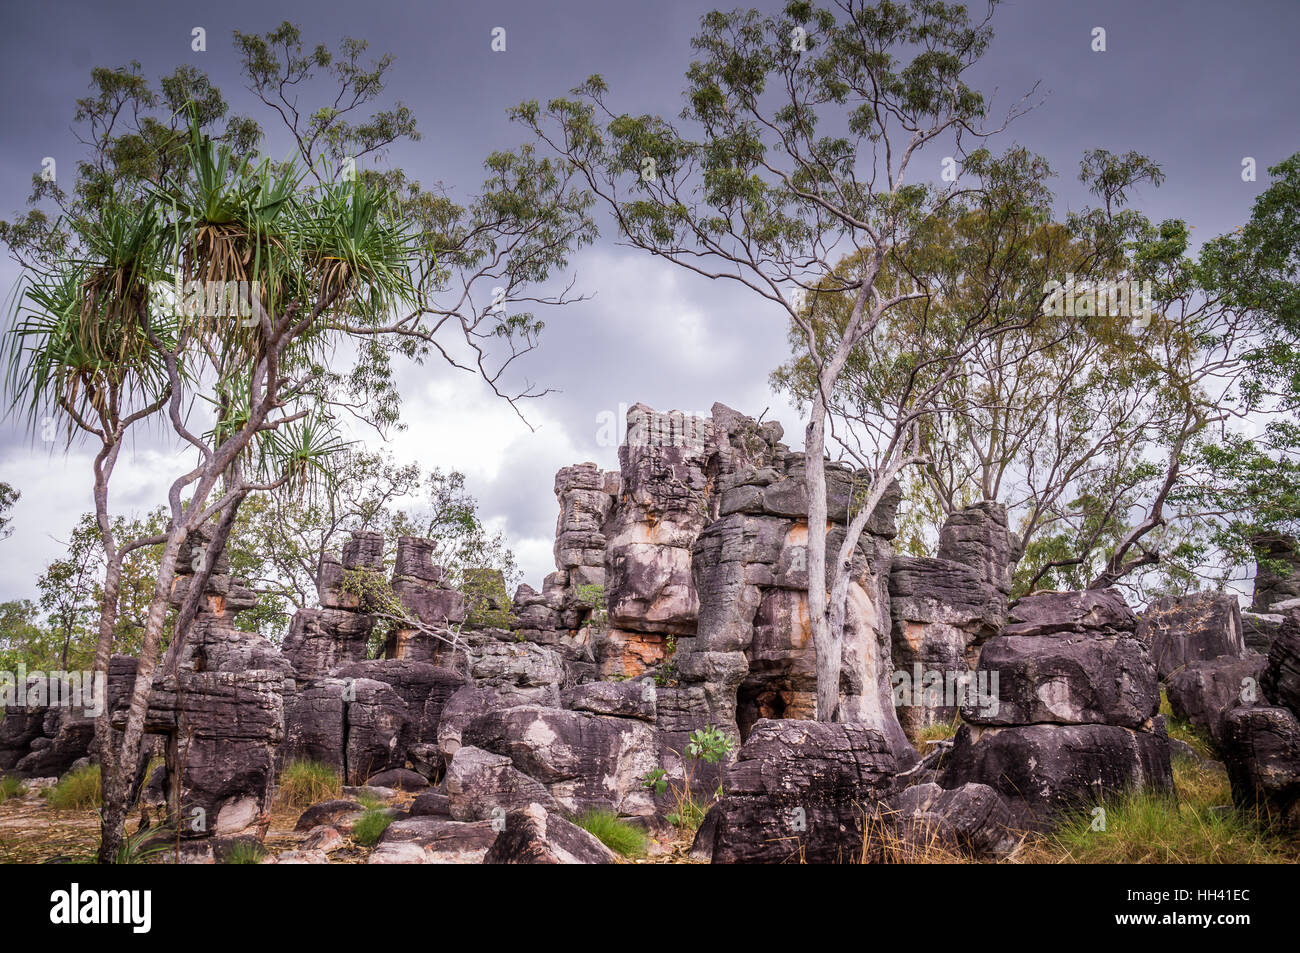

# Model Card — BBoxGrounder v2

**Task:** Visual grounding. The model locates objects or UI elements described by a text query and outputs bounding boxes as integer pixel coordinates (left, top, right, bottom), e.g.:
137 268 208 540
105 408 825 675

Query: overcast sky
1 0 1297 600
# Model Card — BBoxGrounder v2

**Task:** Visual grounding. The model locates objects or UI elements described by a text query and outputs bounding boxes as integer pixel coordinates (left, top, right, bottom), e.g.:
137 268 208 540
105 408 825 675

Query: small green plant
686 725 734 764
0 774 25 803
640 767 668 796
45 764 101 810
576 583 608 628
277 759 343 809
223 840 268 864
352 808 395 847
574 809 648 857
112 825 169 865
354 791 387 811
643 724 736 834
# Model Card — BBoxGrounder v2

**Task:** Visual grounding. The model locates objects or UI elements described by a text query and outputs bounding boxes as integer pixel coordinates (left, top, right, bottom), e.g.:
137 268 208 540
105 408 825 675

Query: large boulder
1138 591 1245 680
460 705 658 817
367 816 500 864
444 745 558 821
1004 588 1137 638
936 501 1013 595
940 722 1173 828
1165 655 1268 746
483 804 617 864
963 631 1158 728
1220 706 1300 820
711 720 898 864
888 556 1005 736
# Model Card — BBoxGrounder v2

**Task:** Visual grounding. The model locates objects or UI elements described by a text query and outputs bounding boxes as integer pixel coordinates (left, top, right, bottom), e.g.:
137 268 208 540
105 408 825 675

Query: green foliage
113 825 171 865
45 765 102 810
575 583 608 629
640 767 668 797
0 775 25 803
351 808 394 846
277 759 342 809
573 809 648 857
222 840 268 864
686 725 735 764
0 482 17 541
1032 757 1297 864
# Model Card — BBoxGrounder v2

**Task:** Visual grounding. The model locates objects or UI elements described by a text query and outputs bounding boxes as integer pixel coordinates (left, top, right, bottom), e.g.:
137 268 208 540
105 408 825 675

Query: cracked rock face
711 719 898 864
940 721 1174 829
965 630 1158 729
1138 591 1246 680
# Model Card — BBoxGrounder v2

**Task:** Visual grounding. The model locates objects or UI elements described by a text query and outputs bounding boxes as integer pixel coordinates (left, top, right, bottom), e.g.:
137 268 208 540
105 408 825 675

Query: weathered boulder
1005 588 1137 638
562 679 657 722
460 705 659 817
1251 534 1300 612
483 803 617 864
963 631 1158 728
1220 706 1300 819
880 781 1018 859
365 768 430 791
367 816 500 864
1138 591 1246 680
294 799 364 832
114 670 285 840
333 659 464 755
711 720 898 864
1165 655 1268 746
283 678 347 773
1242 612 1283 655
444 745 558 820
343 678 408 783
940 722 1173 828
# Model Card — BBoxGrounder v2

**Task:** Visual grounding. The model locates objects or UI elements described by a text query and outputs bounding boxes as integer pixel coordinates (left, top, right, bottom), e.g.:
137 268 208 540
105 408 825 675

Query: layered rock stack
887 502 1009 738
941 588 1173 828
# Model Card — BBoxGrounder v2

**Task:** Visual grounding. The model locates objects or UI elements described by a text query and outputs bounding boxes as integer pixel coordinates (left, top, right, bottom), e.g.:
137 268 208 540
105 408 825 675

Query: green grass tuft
223 840 267 864
575 808 648 857
352 809 395 847
277 759 342 809
1026 756 1298 864
0 774 25 803
45 765 101 810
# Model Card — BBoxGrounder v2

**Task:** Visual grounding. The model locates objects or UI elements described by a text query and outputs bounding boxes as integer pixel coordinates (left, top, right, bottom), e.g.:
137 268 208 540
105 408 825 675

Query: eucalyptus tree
514 0 1150 726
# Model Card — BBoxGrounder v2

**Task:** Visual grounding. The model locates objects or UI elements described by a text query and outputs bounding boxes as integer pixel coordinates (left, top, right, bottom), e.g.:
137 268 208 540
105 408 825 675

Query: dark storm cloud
2 0 1298 593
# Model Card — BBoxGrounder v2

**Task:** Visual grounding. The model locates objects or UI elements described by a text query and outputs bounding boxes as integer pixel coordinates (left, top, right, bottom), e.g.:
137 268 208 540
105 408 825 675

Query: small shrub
575 809 648 857
352 809 395 847
0 775 25 803
45 765 101 810
277 759 342 809
354 791 386 811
